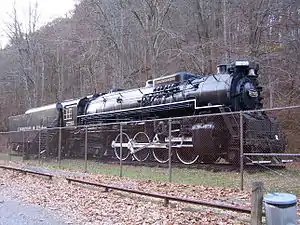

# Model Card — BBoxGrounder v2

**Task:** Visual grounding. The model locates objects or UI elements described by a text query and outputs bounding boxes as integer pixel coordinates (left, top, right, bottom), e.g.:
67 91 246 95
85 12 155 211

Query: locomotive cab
145 80 153 87
61 99 80 127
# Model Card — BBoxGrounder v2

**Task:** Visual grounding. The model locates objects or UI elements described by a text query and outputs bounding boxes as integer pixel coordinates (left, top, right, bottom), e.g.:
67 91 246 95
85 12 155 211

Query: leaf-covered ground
0 165 251 225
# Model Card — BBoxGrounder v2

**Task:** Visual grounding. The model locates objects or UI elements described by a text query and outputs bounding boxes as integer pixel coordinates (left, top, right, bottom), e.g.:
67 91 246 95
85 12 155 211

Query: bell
248 69 257 76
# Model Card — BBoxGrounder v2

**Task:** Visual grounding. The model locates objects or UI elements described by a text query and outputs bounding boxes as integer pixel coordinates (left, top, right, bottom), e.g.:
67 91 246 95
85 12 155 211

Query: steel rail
66 177 251 214
0 165 53 180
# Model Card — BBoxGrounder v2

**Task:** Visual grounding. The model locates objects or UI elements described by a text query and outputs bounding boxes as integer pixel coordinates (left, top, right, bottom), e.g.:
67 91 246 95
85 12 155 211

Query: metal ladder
219 106 240 137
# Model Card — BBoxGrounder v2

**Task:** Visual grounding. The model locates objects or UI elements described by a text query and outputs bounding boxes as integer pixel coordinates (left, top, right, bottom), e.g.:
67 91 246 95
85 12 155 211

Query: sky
0 0 76 47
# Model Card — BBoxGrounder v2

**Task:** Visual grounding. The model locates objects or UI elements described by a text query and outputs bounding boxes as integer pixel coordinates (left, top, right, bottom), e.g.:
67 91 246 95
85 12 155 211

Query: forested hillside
0 0 299 130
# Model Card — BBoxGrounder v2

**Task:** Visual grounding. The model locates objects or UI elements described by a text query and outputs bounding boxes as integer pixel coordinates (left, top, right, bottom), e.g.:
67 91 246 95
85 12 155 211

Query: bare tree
0 0 300 131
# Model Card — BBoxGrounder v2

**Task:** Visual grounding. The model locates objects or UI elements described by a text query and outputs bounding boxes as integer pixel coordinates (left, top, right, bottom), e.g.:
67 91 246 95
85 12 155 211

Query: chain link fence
242 106 300 195
1 106 300 195
0 131 10 163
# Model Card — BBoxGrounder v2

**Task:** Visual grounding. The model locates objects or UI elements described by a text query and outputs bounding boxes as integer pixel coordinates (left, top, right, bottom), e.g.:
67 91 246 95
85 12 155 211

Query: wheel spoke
152 148 169 163
132 132 150 162
151 134 169 163
113 133 130 160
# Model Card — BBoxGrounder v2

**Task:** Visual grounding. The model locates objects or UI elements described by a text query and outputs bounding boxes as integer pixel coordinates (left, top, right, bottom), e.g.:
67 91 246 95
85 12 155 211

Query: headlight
248 89 259 98
235 60 249 66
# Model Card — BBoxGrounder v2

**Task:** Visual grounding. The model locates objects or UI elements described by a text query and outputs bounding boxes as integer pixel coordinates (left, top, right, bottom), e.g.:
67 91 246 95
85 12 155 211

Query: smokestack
217 64 227 74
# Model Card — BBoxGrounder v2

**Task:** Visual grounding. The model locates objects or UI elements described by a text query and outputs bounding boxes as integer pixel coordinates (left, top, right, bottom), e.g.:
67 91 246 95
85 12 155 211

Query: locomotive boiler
8 60 285 165
78 61 260 123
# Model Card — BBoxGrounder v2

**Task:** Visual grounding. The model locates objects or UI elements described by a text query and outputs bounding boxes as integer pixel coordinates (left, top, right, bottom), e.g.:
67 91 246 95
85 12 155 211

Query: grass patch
2 155 300 194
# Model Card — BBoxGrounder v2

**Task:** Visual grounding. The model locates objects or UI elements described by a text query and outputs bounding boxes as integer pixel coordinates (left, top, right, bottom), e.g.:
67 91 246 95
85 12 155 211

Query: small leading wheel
113 133 130 161
132 132 150 162
227 149 240 165
176 148 199 165
201 155 219 164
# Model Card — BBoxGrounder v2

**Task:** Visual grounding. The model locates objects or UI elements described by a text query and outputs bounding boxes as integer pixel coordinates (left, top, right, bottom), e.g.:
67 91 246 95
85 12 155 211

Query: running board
165 137 193 143
281 159 293 163
111 141 193 150
111 141 168 149
172 144 193 148
249 159 293 164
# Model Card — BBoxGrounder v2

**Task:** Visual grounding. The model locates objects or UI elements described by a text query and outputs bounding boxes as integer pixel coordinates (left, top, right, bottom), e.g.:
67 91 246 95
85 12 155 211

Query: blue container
264 193 298 225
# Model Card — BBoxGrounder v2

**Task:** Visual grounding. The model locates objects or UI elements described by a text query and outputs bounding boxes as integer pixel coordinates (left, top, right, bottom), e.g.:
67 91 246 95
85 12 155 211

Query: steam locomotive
8 60 285 164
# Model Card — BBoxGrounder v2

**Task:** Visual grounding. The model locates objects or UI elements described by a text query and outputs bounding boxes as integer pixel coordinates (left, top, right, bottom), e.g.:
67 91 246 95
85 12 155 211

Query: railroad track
0 165 53 179
0 165 251 214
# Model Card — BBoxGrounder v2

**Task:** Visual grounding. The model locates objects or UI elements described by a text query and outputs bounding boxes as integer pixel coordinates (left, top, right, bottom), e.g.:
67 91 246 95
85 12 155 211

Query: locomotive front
188 61 285 164
183 60 262 112
227 61 262 111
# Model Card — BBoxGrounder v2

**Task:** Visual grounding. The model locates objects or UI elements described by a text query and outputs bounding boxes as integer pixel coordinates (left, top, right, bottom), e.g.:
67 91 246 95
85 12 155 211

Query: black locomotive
8 60 285 164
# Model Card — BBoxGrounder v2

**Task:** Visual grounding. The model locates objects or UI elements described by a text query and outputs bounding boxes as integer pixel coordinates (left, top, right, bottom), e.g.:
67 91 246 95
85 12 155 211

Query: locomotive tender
8 60 285 164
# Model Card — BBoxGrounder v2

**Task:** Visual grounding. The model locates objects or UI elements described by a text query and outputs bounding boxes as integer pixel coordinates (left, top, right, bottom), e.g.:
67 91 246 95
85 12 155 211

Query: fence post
251 181 264 225
58 127 62 168
84 126 88 173
46 130 49 159
240 111 244 191
168 118 172 183
119 123 123 178
38 131 41 165
164 198 169 207
22 131 25 162
8 132 12 162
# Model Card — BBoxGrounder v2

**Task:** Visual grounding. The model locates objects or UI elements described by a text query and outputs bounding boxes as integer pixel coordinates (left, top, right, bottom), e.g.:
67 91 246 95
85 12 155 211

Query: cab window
64 108 73 120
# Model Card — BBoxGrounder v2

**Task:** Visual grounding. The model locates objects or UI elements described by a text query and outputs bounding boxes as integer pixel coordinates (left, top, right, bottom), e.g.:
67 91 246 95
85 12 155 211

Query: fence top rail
1 104 300 134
